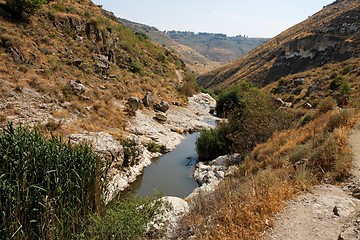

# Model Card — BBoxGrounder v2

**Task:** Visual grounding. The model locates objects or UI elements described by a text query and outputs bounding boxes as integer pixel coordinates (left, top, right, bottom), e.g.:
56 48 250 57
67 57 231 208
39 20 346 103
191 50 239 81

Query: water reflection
125 132 200 198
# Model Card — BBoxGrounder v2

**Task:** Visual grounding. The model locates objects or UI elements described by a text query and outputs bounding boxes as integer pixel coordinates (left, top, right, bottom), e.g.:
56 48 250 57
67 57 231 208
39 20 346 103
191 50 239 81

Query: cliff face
198 0 360 90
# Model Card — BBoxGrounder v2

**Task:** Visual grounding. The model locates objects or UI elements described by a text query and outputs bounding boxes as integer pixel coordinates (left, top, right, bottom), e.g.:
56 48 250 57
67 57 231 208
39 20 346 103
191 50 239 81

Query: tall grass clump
0 123 102 239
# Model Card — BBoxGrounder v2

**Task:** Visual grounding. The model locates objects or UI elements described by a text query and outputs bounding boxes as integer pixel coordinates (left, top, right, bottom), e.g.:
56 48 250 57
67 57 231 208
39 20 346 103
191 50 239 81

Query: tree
6 0 46 19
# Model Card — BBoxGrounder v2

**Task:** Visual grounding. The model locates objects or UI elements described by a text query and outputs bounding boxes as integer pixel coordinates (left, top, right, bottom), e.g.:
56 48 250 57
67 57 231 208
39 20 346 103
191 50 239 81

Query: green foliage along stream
0 124 101 239
197 82 293 161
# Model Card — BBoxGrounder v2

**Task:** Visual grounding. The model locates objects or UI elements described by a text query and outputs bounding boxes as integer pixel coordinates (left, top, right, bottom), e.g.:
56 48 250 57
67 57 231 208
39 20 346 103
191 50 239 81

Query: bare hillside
199 0 360 90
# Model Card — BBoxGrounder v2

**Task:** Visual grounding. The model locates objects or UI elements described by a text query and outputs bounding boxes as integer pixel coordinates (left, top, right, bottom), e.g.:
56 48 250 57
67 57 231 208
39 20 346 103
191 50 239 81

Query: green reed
0 123 102 239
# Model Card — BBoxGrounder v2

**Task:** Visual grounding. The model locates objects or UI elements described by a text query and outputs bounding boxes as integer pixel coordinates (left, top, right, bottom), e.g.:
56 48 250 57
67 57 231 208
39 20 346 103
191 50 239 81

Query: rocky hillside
166 31 268 63
199 0 360 90
0 0 191 135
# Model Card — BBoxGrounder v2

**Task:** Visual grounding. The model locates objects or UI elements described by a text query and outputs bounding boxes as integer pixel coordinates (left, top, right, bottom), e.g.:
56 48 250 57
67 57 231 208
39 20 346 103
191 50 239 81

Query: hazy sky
91 0 334 38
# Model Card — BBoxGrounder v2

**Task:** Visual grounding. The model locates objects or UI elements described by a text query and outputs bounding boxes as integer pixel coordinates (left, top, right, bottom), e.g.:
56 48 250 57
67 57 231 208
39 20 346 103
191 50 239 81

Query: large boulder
69 131 123 165
63 80 86 96
148 196 189 238
127 97 142 113
154 100 169 113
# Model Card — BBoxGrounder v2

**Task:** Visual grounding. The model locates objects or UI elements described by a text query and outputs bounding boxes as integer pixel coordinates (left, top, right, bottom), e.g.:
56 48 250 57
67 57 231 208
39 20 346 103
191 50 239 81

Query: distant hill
117 18 267 74
117 18 221 74
198 0 360 90
166 31 268 63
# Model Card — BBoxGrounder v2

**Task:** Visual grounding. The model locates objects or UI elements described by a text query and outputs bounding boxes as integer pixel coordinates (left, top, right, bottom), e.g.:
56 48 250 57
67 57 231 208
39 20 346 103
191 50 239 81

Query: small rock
303 102 313 109
172 101 181 106
73 58 82 66
333 206 340 216
154 112 167 122
294 78 305 85
352 188 360 199
274 97 285 107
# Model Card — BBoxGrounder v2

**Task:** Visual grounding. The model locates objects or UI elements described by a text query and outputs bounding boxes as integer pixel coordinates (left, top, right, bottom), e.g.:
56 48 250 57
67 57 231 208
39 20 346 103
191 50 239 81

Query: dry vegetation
177 103 359 239
0 0 190 135
262 57 360 109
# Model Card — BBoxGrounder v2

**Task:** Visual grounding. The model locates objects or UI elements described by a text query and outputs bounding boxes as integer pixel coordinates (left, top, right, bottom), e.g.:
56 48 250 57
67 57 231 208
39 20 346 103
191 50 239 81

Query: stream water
126 132 200 198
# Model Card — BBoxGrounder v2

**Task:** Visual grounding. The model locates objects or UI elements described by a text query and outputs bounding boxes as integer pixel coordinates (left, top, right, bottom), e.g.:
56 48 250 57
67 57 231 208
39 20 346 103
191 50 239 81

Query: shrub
85 194 171 240
6 0 46 19
178 70 199 97
135 32 149 42
197 82 292 160
317 97 337 114
121 138 140 167
0 123 102 239
129 60 143 74
147 141 166 154
224 83 286 154
289 144 310 164
215 84 246 118
326 109 353 132
339 81 353 95
196 128 228 161
329 76 344 91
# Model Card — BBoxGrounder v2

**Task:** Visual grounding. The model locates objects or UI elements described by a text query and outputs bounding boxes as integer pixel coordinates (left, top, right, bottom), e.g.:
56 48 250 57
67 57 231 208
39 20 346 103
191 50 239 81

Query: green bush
215 84 247 118
329 76 344 91
129 60 143 74
147 141 166 153
197 82 292 161
121 138 140 167
85 194 171 240
196 128 228 161
0 123 102 239
339 81 353 95
135 32 149 42
6 0 46 19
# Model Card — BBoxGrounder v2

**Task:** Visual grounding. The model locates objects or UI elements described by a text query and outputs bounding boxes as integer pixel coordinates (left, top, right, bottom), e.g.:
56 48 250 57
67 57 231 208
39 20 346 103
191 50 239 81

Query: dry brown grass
0 0 189 136
176 109 359 239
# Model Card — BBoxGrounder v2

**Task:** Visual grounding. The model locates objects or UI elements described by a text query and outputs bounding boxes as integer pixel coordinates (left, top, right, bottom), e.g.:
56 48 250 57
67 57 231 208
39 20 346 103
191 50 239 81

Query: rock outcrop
127 93 217 152
69 131 124 165
62 80 86 96
187 154 240 200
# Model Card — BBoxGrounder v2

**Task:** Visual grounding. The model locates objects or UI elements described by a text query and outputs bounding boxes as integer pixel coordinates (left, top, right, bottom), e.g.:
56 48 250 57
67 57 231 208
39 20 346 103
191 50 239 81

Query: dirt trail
265 124 360 240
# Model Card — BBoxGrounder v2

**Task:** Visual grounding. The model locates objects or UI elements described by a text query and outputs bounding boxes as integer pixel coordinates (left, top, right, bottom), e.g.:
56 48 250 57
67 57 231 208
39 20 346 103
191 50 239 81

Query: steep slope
199 0 360 90
167 31 268 63
117 18 221 74
0 0 189 134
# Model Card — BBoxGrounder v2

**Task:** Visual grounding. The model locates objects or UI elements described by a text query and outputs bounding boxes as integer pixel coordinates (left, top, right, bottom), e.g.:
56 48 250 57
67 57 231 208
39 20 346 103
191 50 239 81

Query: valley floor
265 123 360 240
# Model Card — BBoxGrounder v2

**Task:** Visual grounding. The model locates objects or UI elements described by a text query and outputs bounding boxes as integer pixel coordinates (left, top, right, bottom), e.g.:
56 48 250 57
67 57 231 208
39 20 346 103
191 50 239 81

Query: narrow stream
126 132 200 198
